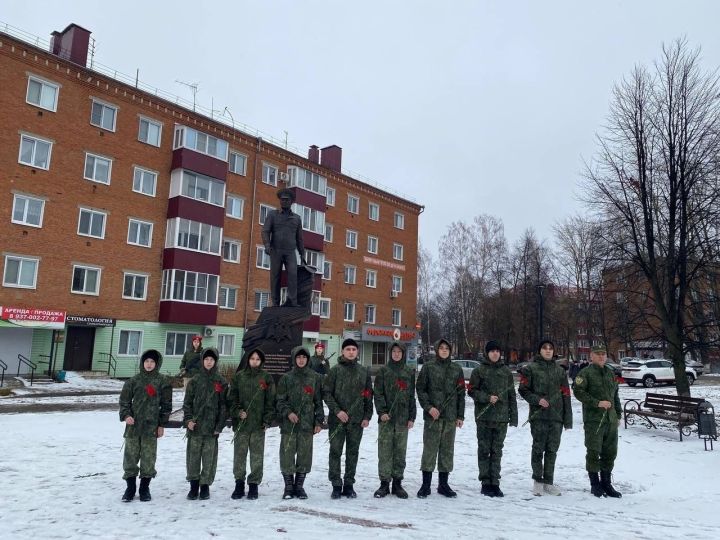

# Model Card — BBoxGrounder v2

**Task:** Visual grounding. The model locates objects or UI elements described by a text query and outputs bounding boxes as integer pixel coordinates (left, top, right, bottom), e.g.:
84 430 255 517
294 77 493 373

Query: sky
3 1 720 255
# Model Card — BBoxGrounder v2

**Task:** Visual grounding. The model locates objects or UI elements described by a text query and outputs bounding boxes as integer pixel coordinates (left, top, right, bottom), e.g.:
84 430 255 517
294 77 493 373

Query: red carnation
615 376 625 384
303 385 314 395
466 383 473 392
395 379 408 391
214 381 223 393
560 386 571 396
457 378 465 387
259 380 269 390
519 375 529 386
361 388 372 399
145 384 156 397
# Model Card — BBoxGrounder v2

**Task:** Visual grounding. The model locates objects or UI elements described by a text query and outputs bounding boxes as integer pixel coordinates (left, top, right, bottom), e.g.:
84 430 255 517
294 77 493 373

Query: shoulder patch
574 376 584 385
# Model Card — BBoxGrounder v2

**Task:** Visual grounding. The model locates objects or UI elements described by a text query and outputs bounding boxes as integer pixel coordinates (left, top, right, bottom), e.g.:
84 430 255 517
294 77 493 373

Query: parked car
512 361 530 374
619 357 640 367
453 359 482 380
685 359 705 376
605 361 623 377
621 359 697 388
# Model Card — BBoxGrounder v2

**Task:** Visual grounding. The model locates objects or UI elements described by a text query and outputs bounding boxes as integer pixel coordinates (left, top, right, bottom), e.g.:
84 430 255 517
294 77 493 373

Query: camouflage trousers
233 430 266 483
584 418 618 473
123 435 157 479
328 422 364 487
377 422 409 481
280 431 314 475
476 422 508 485
530 421 563 484
186 435 219 485
420 418 456 473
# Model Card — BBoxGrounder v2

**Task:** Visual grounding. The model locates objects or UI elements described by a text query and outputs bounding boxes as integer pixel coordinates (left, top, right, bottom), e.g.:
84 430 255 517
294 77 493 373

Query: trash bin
698 401 717 451
56 370 66 383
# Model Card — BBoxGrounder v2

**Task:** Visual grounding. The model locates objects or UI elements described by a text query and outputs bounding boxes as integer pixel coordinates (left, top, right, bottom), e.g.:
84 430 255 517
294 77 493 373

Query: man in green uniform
416 338 466 498
179 335 203 387
518 339 573 496
572 345 622 498
469 340 518 497
323 338 373 499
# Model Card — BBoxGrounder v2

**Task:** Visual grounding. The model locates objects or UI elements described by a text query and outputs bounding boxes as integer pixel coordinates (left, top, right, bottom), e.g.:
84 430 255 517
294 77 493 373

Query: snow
8 372 126 396
0 383 719 539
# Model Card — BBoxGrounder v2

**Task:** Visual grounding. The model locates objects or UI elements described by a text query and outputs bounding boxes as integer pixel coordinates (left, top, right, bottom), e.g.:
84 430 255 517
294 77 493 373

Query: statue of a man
261 188 305 307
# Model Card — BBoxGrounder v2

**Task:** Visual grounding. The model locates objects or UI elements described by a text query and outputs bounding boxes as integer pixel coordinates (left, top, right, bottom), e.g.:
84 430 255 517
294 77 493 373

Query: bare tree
583 39 720 394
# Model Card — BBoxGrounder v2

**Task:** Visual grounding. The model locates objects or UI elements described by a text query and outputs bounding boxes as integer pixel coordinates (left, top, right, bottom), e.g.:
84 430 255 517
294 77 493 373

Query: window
226 194 245 219
133 167 157 197
229 152 247 175
347 194 359 214
12 194 45 227
323 260 332 280
219 285 238 309
372 342 387 366
71 265 101 295
218 334 235 355
90 99 117 131
292 203 325 235
369 202 380 221
365 304 376 324
26 76 59 111
118 330 142 356
78 208 106 239
324 223 334 243
122 273 148 300
256 246 271 270
367 235 378 254
18 134 52 169
394 212 405 229
259 204 274 225
319 298 331 319
326 187 335 206
165 332 196 356
366 269 377 288
303 249 325 273
311 290 321 316
223 240 241 263
165 218 221 255
173 125 228 161
262 163 278 186
254 291 270 311
160 269 218 304
392 275 403 293
344 265 357 284
344 302 356 322
3 255 38 288
392 308 402 327
288 166 327 195
138 117 162 146
393 243 404 261
346 229 358 249
127 219 153 247
84 153 112 184
176 170 225 206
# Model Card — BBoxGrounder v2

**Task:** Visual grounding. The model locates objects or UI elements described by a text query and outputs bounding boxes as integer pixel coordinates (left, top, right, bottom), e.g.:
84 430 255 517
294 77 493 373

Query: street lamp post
537 283 546 342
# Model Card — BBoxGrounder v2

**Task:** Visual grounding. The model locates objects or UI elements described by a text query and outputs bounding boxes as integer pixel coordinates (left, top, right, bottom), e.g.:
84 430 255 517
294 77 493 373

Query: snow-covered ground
0 384 718 540
8 371 126 396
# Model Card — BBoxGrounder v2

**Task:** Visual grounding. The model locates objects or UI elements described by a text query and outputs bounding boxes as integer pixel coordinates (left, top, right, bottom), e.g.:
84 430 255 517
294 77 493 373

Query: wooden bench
623 392 707 441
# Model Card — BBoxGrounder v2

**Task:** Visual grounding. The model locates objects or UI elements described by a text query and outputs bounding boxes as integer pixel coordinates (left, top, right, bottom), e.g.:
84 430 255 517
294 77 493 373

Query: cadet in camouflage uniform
119 349 172 502
183 347 228 500
277 346 324 499
469 340 518 497
179 335 203 387
310 342 330 377
228 348 275 500
323 338 373 499
373 342 417 499
572 345 622 498
416 338 466 498
518 339 573 496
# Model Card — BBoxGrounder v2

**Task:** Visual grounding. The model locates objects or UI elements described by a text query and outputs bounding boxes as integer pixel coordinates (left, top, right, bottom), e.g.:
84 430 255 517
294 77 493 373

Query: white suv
622 359 697 388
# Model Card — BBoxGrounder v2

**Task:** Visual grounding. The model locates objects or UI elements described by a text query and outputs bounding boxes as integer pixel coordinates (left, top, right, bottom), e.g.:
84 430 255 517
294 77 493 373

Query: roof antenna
175 80 199 111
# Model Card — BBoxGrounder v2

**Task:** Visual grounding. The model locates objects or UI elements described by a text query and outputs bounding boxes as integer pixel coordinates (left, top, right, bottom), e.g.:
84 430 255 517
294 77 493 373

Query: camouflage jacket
119 362 172 438
572 363 622 423
323 357 374 424
468 358 518 425
373 347 417 425
183 360 228 437
228 367 276 432
276 358 324 434
416 357 466 422
518 355 573 428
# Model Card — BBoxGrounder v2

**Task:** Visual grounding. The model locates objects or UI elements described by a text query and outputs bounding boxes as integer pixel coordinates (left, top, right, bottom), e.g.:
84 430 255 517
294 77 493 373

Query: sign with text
361 325 419 343
66 315 116 327
0 306 66 329
363 256 406 272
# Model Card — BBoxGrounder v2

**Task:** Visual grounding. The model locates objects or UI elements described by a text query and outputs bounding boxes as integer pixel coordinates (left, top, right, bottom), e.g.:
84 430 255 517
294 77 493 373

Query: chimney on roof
320 145 342 173
308 145 320 164
50 23 91 67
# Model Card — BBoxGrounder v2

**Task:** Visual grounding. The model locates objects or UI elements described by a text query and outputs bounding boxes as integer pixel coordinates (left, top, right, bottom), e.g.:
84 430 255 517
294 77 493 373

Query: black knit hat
485 340 501 354
141 349 162 363
538 339 555 353
342 338 359 350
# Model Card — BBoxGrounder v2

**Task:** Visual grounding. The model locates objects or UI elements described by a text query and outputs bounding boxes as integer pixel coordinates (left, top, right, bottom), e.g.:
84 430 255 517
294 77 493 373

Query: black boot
391 478 408 499
437 472 457 498
283 474 295 499
589 472 605 497
331 484 342 499
481 483 495 497
294 473 307 499
199 484 210 500
231 480 245 499
342 483 357 498
138 477 151 502
374 480 390 498
417 471 432 498
187 480 199 500
600 470 622 498
492 485 504 498
247 483 259 500
122 477 136 502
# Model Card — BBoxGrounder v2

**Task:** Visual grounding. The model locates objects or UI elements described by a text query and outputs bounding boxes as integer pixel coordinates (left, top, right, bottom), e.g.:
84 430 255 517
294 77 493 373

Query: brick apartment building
0 23 422 378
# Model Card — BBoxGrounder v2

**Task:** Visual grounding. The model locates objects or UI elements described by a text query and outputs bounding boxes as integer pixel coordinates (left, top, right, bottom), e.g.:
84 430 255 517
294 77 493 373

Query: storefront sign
66 315 116 327
361 325 419 343
0 306 66 329
363 256 406 272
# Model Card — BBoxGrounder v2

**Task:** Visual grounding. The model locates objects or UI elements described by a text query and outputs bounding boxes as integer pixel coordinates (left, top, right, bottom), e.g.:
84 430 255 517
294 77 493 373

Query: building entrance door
63 326 95 371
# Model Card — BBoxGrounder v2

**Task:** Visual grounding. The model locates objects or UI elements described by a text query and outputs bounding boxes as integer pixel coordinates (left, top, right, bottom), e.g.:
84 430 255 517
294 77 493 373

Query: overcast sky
4 1 720 255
